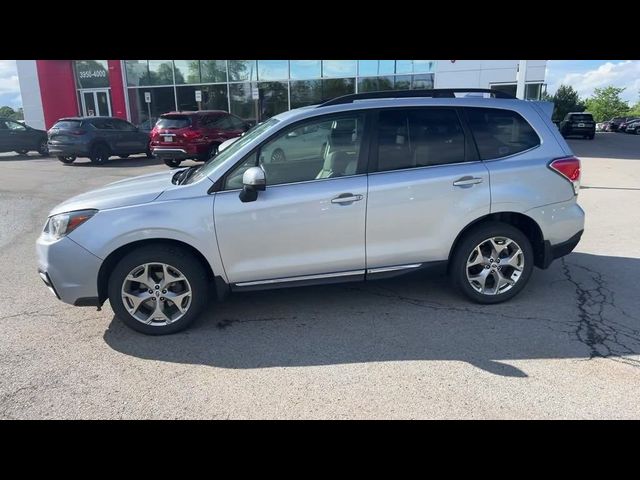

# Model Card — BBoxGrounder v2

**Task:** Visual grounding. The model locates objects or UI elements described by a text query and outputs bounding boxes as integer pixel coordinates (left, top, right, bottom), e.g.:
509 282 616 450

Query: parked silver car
37 89 585 335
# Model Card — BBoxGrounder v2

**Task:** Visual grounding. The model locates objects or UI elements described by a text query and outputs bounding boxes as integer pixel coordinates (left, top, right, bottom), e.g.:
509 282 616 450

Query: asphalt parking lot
1 132 639 419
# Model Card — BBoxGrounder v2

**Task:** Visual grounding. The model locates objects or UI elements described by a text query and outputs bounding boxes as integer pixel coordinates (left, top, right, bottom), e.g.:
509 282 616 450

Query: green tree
0 105 16 118
550 85 585 122
585 86 630 122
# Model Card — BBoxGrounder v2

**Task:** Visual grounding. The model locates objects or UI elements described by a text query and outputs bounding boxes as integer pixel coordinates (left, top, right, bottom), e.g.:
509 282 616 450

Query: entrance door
81 89 112 117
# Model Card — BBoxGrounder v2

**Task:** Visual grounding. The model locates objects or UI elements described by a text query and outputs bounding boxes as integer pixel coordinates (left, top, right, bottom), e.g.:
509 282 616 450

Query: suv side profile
37 89 585 335
150 111 250 168
0 117 49 156
559 112 595 139
48 117 153 164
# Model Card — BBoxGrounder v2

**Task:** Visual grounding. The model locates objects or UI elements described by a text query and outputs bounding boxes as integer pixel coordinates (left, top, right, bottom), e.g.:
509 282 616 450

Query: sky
1 60 639 109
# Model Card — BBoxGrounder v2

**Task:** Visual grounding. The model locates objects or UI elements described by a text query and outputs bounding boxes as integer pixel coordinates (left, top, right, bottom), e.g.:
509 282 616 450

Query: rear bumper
48 143 91 156
540 230 583 269
152 148 190 159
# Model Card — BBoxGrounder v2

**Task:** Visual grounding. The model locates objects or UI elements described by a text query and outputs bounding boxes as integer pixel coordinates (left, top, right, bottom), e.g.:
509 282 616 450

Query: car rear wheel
450 222 534 304
37 139 49 156
108 244 210 335
146 144 154 158
119 154 130 159
57 155 76 164
164 158 182 168
15 149 29 155
90 144 110 164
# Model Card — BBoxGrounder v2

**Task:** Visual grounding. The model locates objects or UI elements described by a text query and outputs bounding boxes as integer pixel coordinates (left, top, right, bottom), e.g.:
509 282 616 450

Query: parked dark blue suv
48 117 153 164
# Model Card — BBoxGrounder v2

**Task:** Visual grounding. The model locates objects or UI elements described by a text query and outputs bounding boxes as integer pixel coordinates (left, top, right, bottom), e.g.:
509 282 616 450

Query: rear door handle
331 193 363 204
453 176 483 187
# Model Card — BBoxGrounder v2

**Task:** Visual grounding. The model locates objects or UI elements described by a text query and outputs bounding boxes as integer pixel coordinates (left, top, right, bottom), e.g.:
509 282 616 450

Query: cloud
547 60 640 104
0 60 22 108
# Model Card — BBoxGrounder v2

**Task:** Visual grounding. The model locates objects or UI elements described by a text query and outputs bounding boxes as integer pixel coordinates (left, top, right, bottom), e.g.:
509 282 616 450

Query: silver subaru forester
36 89 585 335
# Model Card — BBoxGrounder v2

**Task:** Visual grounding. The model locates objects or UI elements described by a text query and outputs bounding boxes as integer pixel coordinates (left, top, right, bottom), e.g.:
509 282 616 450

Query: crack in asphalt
560 258 640 364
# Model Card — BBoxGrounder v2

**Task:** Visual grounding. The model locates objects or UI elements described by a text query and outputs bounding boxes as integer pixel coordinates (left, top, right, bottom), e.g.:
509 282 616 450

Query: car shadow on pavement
103 252 640 377
70 156 164 168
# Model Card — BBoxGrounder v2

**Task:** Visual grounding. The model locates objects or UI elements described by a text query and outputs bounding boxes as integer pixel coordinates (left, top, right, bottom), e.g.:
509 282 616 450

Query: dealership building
16 60 547 130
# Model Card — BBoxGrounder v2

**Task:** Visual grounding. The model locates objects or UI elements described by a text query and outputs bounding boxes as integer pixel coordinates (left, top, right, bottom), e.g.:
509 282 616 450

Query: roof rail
319 88 516 107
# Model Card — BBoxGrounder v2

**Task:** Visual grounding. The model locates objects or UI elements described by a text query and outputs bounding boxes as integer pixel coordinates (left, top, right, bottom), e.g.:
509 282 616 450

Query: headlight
44 209 97 239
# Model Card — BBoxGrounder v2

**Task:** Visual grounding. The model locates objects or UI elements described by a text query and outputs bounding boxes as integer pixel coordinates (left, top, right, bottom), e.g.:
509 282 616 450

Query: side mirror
239 166 266 203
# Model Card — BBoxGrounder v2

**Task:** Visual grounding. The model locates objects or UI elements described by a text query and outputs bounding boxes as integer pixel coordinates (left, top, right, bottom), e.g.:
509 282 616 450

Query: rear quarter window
465 107 540 160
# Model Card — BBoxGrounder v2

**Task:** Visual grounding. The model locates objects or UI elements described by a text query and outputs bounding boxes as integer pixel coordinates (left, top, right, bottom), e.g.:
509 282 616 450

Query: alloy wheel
465 236 525 295
121 262 192 326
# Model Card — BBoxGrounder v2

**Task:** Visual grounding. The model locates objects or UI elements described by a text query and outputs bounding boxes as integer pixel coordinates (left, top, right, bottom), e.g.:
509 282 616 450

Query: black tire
37 138 49 156
271 148 285 163
57 155 76 164
118 154 130 159
164 158 182 168
145 143 154 158
198 143 219 162
90 143 110 164
108 243 210 335
15 149 29 155
450 221 534 304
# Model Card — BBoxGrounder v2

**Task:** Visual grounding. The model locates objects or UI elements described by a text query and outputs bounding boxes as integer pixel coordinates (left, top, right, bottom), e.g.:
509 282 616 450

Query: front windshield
185 118 280 184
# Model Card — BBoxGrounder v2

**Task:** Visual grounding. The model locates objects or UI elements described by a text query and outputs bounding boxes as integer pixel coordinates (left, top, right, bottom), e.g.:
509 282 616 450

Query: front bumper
36 234 103 306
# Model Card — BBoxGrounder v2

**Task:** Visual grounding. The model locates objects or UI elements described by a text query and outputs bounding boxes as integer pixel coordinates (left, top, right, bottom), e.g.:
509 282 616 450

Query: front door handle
331 193 363 204
453 176 483 187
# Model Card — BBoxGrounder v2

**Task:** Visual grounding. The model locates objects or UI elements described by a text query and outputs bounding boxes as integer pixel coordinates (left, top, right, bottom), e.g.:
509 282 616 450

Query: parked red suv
150 110 250 167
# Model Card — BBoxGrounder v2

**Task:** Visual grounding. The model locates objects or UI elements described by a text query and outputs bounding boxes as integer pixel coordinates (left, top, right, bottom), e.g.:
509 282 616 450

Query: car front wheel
38 139 49 156
57 155 76 164
450 222 534 304
108 244 210 335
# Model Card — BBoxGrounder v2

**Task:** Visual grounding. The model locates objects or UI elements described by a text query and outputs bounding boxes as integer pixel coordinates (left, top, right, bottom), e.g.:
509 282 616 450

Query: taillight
549 156 581 195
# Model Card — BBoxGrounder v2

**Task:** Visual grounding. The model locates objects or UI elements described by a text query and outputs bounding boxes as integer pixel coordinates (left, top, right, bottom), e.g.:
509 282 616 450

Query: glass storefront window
229 82 257 123
321 78 355 101
258 60 289 81
414 60 436 73
290 60 321 80
148 60 174 86
176 85 229 112
357 76 395 92
200 60 227 83
290 80 322 109
412 74 434 89
229 61 257 81
358 60 395 77
258 81 289 119
395 60 416 74
75 60 109 89
393 75 412 90
525 83 542 100
125 60 149 87
173 60 201 84
322 60 357 78
127 87 177 129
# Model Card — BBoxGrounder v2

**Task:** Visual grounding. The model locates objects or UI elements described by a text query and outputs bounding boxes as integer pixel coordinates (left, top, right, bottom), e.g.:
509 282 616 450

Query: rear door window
465 107 540 160
156 116 191 129
374 108 466 172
